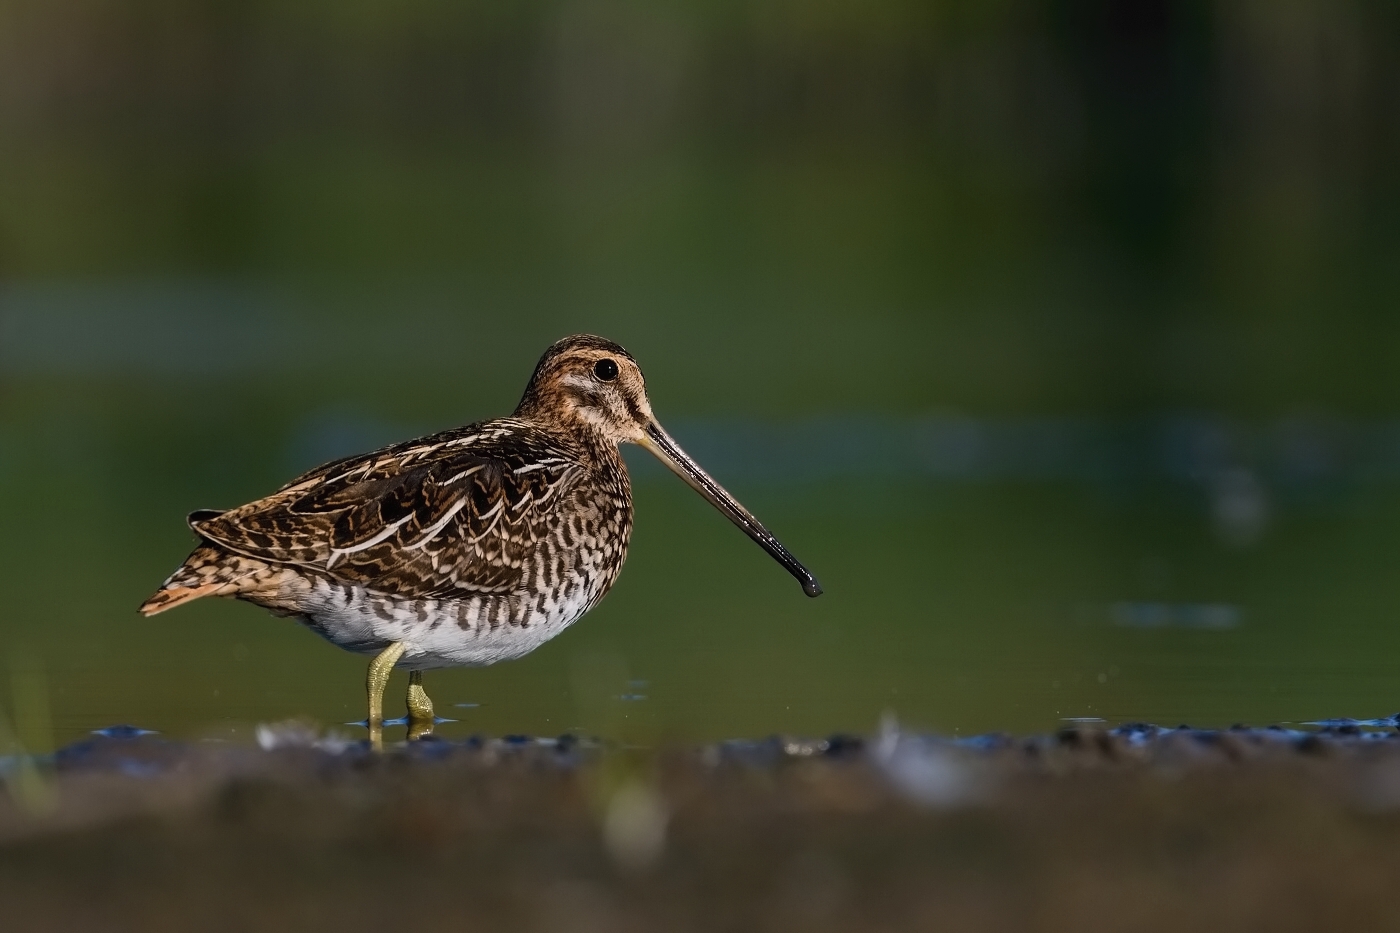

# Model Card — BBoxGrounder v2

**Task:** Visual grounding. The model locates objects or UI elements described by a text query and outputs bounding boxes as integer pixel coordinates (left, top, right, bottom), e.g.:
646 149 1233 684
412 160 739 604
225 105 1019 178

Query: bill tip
802 577 823 598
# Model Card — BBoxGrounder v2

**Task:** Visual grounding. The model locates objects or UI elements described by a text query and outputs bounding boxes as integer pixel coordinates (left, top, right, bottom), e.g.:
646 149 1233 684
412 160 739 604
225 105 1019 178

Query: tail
138 583 223 617
138 544 249 617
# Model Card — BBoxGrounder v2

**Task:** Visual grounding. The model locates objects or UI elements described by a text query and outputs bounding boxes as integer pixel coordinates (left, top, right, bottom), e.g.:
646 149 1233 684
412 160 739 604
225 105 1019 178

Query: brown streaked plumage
140 334 821 745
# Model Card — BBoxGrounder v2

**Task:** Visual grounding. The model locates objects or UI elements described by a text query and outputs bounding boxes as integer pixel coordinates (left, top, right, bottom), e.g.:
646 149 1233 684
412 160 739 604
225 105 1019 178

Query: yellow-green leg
366 641 406 751
406 670 435 741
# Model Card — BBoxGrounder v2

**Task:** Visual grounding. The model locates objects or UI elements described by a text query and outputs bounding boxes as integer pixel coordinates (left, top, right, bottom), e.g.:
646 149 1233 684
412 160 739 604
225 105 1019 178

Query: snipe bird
140 335 821 746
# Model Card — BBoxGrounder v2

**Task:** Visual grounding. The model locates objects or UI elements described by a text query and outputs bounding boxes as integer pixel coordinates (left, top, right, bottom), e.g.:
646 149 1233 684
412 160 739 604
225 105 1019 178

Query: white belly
282 576 605 670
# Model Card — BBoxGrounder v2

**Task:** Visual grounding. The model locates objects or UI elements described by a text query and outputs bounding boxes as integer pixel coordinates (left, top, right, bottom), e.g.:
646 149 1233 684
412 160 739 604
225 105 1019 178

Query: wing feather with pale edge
189 420 587 599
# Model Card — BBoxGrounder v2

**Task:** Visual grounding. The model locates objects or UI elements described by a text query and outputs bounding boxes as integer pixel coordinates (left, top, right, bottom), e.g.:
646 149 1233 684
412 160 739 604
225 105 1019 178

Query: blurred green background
2 0 1399 744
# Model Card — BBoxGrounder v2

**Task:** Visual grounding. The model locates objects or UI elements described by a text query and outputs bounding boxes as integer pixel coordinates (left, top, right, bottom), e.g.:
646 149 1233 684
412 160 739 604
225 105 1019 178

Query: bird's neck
513 409 624 474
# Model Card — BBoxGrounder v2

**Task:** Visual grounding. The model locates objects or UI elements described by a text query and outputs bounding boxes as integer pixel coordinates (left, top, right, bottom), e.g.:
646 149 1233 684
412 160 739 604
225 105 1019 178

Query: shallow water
3 352 1400 748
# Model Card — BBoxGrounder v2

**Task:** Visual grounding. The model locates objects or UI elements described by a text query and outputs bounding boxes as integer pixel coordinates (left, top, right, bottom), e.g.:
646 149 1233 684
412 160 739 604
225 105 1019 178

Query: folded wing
190 422 586 599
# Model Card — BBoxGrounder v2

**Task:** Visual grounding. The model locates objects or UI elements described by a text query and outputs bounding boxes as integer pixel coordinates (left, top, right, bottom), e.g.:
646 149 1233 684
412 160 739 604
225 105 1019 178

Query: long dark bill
639 422 823 597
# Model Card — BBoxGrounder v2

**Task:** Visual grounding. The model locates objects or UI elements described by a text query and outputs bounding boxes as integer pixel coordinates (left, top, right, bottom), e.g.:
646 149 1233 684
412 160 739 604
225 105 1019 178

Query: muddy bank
3 720 1400 932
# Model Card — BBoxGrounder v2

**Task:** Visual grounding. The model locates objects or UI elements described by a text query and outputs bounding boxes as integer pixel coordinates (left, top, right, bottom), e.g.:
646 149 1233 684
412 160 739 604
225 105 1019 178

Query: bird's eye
593 358 619 381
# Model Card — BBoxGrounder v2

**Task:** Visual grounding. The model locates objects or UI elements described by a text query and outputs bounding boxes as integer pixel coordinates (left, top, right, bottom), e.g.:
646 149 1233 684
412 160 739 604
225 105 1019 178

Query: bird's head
516 334 822 597
515 334 654 444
